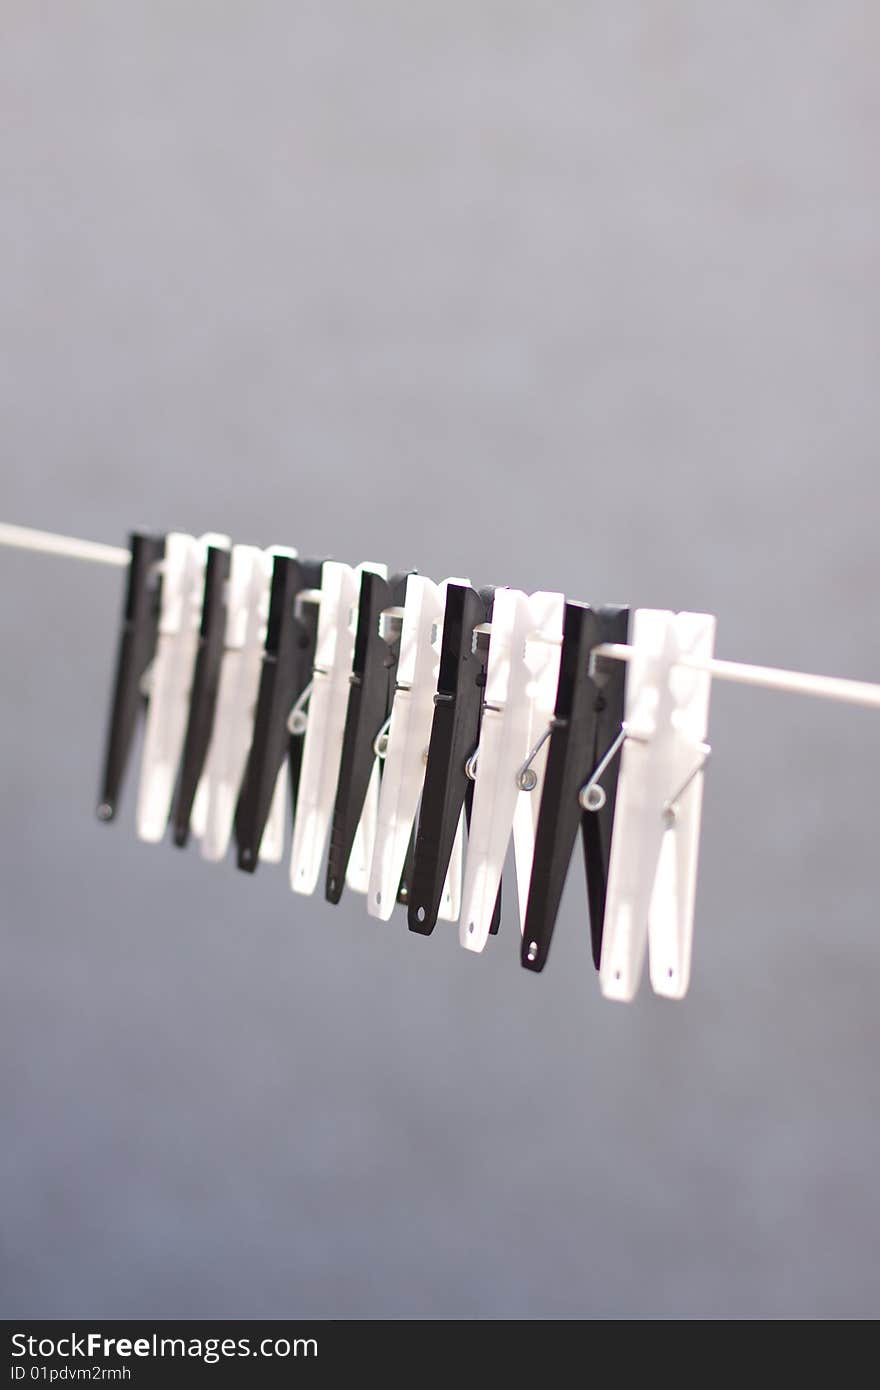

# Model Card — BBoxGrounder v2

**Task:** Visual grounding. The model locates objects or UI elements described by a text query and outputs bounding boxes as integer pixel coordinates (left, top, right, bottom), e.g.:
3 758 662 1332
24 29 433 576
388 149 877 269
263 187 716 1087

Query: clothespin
135 532 231 843
408 582 498 936
196 544 279 862
599 610 715 1001
521 603 629 973
289 560 387 896
235 551 323 872
395 816 466 922
325 569 412 903
171 542 232 846
460 588 565 953
367 575 469 922
97 531 165 823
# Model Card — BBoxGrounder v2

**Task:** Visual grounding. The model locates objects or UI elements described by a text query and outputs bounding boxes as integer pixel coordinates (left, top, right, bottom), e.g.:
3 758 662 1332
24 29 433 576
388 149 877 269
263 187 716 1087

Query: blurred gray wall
1 2 879 1319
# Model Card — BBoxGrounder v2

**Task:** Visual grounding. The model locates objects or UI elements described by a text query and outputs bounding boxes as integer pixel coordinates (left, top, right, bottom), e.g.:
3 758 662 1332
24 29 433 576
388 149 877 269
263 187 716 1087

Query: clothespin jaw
289 560 388 897
459 588 565 952
408 582 497 936
97 531 165 822
235 553 323 873
599 610 716 1002
171 542 232 847
521 602 629 973
325 570 411 904
135 532 231 843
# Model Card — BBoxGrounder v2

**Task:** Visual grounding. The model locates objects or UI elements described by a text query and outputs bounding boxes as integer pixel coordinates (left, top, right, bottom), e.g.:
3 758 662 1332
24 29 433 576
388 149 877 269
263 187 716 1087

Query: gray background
1 2 879 1319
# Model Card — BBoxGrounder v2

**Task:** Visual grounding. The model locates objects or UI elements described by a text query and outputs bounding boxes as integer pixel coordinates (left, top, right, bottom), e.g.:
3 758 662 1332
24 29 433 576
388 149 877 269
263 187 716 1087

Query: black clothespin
235 553 323 872
521 602 629 973
325 569 411 904
408 582 500 936
171 542 231 847
97 531 165 823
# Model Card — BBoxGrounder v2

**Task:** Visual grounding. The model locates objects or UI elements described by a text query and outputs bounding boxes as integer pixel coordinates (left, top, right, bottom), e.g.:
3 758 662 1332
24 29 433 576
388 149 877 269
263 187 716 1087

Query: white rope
593 644 880 713
0 522 129 568
3 520 880 714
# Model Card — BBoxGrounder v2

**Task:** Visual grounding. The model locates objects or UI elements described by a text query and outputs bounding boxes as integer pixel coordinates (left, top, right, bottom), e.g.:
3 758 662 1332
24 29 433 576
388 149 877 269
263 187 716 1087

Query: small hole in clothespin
416 906 426 923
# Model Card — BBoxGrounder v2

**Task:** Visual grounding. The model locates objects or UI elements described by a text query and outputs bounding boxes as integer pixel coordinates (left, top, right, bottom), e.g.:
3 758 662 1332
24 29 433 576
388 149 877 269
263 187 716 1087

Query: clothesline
3 520 880 713
0 522 129 568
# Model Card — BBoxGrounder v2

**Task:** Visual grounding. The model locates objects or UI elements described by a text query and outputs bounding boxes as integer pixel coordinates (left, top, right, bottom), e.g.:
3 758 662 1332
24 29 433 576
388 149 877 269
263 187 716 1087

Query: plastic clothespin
235 552 324 872
394 812 465 922
599 610 716 1002
460 588 565 953
407 582 498 937
366 575 469 922
520 603 629 973
325 569 412 904
289 559 387 897
171 542 232 846
97 531 165 823
196 544 279 863
135 532 231 843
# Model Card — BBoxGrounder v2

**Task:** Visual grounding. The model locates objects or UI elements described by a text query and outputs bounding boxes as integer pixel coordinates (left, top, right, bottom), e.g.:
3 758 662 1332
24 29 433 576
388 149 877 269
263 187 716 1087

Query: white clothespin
196 543 295 863
367 575 469 922
459 589 565 951
289 559 387 895
255 751 292 865
599 610 716 1001
136 531 230 843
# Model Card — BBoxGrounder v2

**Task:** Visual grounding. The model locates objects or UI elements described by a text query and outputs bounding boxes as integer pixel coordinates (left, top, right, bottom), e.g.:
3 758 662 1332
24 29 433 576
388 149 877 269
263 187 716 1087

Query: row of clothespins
95 529 716 1002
